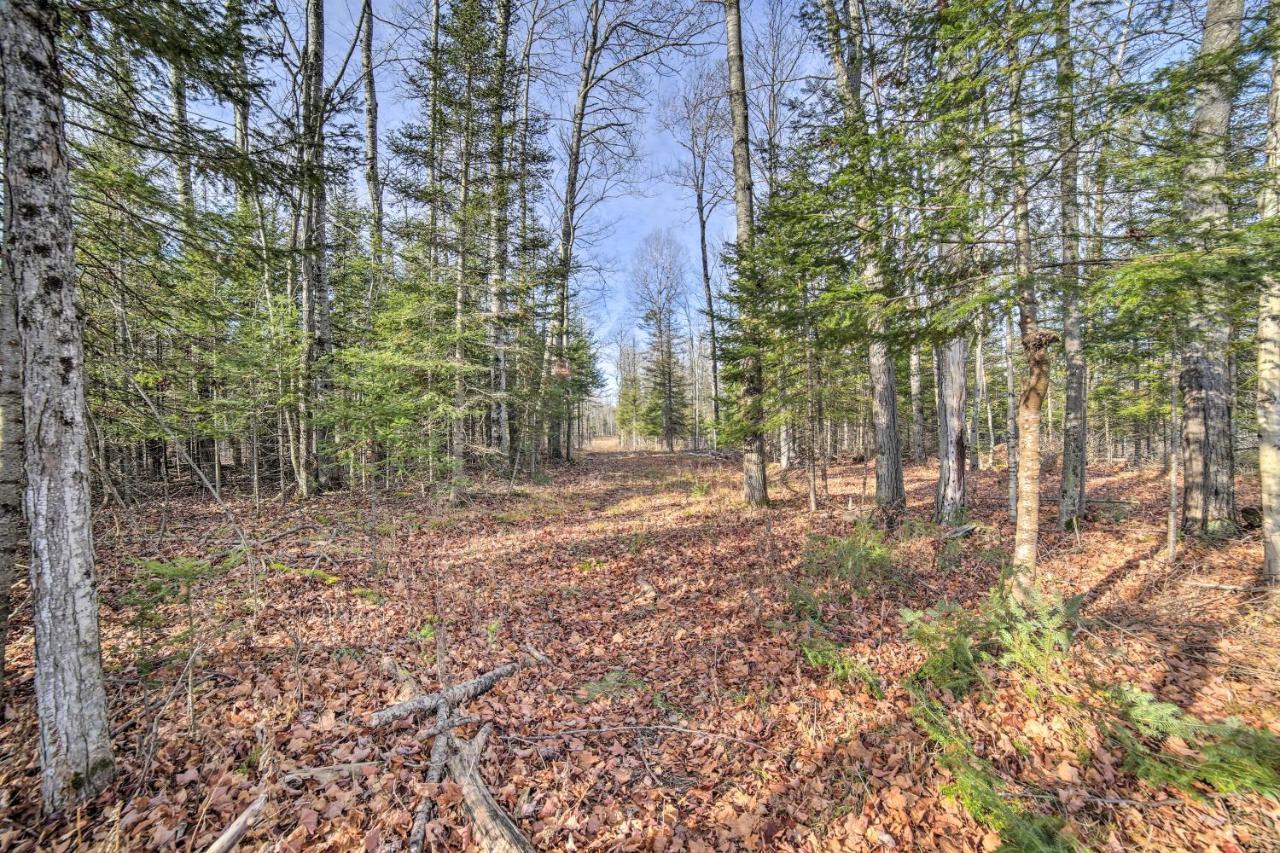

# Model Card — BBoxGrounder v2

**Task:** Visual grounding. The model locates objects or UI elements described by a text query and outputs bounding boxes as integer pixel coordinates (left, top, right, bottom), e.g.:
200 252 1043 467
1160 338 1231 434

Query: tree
1 0 115 810
1180 0 1243 536
723 0 769 507
548 0 709 462
632 232 691 452
815 0 905 525
1056 0 1087 530
1258 0 1280 587
660 63 729 434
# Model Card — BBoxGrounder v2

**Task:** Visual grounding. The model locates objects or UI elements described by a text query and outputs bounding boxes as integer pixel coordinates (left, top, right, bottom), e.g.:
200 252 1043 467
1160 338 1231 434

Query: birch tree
1 0 115 810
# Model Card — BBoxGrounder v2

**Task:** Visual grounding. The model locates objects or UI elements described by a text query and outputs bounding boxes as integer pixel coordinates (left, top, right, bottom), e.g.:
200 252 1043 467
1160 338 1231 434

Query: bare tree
659 62 730 433
548 0 711 461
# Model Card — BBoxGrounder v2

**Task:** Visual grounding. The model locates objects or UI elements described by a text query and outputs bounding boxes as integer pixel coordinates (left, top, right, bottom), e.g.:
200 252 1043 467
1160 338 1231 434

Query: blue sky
303 0 786 374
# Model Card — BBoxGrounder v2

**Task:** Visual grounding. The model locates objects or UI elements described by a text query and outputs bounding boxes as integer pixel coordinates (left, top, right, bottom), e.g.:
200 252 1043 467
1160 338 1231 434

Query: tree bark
1181 0 1242 536
1004 307 1019 520
0 183 19 714
934 337 968 524
909 342 925 462
1258 0 1280 585
724 0 768 507
1007 29 1056 592
300 0 337 495
489 0 512 459
818 0 904 522
1056 0 1087 530
1 0 115 810
362 0 384 316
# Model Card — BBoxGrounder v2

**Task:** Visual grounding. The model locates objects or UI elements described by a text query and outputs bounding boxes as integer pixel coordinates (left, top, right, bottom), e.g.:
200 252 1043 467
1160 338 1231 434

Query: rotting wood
446 725 535 852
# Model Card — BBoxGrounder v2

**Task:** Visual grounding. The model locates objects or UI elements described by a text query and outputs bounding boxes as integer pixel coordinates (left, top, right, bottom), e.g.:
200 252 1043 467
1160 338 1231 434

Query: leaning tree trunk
1258 0 1280 586
1 0 115 810
1181 0 1243 536
724 0 768 507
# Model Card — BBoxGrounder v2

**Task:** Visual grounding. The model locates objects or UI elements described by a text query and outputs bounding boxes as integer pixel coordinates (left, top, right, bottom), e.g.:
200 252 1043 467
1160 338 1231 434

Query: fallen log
446 725 534 853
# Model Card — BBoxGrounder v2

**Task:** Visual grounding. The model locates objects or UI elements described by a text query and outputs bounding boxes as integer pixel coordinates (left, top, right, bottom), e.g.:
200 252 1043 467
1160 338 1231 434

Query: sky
302 0 804 384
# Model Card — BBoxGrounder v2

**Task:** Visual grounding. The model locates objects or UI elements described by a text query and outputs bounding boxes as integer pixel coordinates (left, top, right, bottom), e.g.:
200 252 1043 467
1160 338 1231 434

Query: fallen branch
446 725 535 853
369 660 524 727
202 789 268 853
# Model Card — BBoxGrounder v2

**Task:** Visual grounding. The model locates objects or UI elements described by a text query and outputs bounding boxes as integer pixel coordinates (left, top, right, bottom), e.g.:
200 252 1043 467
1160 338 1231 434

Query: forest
1 0 1279 848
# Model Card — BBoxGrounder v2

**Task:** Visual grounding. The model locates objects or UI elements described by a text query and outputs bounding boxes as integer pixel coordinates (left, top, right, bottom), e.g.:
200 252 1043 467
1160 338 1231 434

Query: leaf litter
0 444 1276 850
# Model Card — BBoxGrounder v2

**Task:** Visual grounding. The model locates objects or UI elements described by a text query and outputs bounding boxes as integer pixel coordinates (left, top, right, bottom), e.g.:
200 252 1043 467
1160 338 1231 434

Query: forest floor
1 441 1278 851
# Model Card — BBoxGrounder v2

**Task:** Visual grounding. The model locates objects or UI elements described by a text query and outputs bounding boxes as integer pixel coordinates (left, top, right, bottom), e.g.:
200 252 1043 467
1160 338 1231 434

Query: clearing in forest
1 441 1277 850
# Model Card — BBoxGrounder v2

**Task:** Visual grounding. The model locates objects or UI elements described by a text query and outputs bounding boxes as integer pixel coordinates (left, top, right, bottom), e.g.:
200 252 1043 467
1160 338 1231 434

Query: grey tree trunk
362 0 384 314
1056 0 1087 530
724 0 768 506
550 18 593 463
300 0 336 495
1258 0 1280 585
935 338 968 524
1181 0 1242 536
909 343 925 462
1 0 115 810
818 0 904 522
1008 29 1056 592
1004 308 1019 521
0 189 19 712
488 0 512 459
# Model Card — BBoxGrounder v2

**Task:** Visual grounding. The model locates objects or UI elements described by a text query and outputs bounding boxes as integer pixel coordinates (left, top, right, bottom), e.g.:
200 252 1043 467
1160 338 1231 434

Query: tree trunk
697 188 721 433
1 0 115 809
489 0 512 459
362 0 384 317
935 338 968 524
1007 31 1056 592
1004 307 1019 520
1258 0 1280 585
0 189 19 714
300 0 336 494
1056 0 1087 530
1181 0 1242 536
724 0 768 507
909 342 925 462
